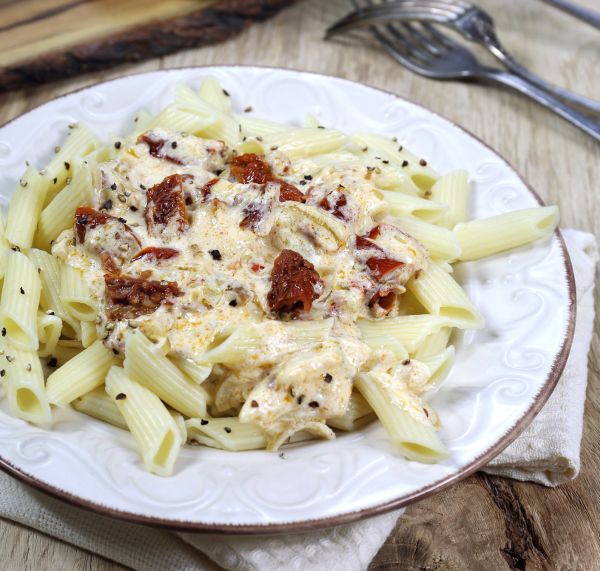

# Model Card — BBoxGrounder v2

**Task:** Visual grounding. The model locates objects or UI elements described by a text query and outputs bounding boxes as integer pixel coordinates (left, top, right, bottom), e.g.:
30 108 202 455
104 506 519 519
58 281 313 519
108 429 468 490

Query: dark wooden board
0 0 300 92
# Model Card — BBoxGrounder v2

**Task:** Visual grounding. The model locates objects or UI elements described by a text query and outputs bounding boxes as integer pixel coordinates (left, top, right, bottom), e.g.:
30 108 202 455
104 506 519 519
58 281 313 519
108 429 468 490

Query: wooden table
0 1 598 569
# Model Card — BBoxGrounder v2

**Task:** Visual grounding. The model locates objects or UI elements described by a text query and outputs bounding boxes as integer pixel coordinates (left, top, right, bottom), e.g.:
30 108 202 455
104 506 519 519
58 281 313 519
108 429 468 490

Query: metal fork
327 0 600 114
326 3 600 141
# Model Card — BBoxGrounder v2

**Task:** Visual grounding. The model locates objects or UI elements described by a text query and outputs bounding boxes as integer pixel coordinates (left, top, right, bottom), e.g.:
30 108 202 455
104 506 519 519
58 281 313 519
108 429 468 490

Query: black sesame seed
64 162 70 170
222 89 230 97
402 359 411 365
229 299 238 307
382 160 390 164
101 199 113 210
317 125 325 129
53 177 58 184
0 370 4 377
323 373 333 383
185 196 193 206
401 160 409 168
171 141 178 149
251 400 259 407
19 287 25 295
299 180 307 186
304 174 313 180
140 184 146 190
129 205 138 212
115 393 127 400
244 106 253 113
224 426 232 433
112 348 119 355
11 246 20 252
110 183 117 190
47 357 58 367
1 328 5 337
200 419 209 426
297 395 305 405
398 146 404 152
114 141 122 149
308 401 319 408
118 217 127 224
209 249 222 261
47 311 54 316
419 159 427 166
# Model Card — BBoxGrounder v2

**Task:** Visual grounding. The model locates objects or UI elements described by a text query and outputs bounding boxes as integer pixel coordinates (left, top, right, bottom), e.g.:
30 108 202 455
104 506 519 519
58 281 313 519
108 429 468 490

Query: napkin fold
0 229 595 571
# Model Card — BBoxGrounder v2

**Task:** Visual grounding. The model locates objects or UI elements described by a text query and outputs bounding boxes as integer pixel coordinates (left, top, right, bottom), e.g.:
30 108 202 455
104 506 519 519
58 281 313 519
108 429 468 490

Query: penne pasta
5 167 51 251
357 314 448 355
394 215 461 261
105 366 182 476
429 170 470 229
198 76 232 113
72 386 128 430
454 206 559 261
35 158 95 250
0 251 42 351
124 331 209 418
46 340 119 406
408 261 484 329
378 190 447 223
355 373 448 463
37 311 62 357
327 392 375 431
28 249 79 339
3 343 52 425
59 264 96 322
350 133 439 192
186 417 267 451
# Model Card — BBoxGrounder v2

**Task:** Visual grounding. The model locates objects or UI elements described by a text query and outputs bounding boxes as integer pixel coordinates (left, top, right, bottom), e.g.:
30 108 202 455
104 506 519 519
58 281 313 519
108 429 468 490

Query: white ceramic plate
0 67 574 533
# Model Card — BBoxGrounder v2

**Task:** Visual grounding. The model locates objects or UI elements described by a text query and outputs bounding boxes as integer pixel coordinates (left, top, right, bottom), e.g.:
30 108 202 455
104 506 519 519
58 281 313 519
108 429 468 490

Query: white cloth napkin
0 229 595 571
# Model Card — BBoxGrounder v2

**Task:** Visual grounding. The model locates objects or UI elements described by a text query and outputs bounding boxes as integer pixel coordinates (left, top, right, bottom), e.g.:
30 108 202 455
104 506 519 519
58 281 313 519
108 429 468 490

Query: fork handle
539 0 600 30
485 70 600 142
480 36 600 114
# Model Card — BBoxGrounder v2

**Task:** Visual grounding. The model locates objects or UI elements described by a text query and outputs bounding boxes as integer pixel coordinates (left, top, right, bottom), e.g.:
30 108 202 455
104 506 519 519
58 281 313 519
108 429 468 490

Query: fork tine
390 22 444 56
326 1 465 38
420 22 462 50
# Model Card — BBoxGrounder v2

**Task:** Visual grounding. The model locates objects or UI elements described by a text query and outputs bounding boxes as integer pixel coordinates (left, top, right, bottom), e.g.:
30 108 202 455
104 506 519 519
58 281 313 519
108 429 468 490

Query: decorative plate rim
0 65 576 535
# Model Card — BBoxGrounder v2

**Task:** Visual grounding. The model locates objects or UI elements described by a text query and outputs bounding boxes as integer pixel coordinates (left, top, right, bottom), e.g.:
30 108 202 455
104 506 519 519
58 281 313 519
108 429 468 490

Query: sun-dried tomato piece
355 235 383 252
74 207 110 243
366 258 404 281
230 153 304 203
367 225 381 239
268 249 323 314
278 181 305 203
131 247 180 262
369 290 396 312
101 253 120 274
137 134 183 165
104 274 182 320
250 262 264 272
145 174 191 234
318 191 348 219
74 207 140 270
201 177 220 199
230 153 273 184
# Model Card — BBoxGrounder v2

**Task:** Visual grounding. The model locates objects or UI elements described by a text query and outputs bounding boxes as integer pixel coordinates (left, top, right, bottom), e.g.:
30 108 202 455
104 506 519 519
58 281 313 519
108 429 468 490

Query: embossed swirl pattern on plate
0 68 571 527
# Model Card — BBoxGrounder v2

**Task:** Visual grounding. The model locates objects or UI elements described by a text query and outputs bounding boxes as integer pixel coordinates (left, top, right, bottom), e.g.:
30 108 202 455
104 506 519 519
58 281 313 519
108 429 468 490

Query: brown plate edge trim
0 65 577 535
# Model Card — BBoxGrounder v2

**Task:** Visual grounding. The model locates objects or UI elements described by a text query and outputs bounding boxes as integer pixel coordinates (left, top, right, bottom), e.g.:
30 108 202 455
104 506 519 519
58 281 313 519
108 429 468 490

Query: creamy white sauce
54 129 433 447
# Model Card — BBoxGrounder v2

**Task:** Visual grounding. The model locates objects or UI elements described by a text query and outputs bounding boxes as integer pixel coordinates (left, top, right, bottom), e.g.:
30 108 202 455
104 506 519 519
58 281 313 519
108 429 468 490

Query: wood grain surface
0 0 599 569
0 0 299 92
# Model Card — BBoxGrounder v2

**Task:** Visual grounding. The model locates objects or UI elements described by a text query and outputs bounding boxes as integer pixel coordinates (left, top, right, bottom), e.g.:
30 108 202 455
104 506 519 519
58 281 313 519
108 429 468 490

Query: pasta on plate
0 77 558 476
